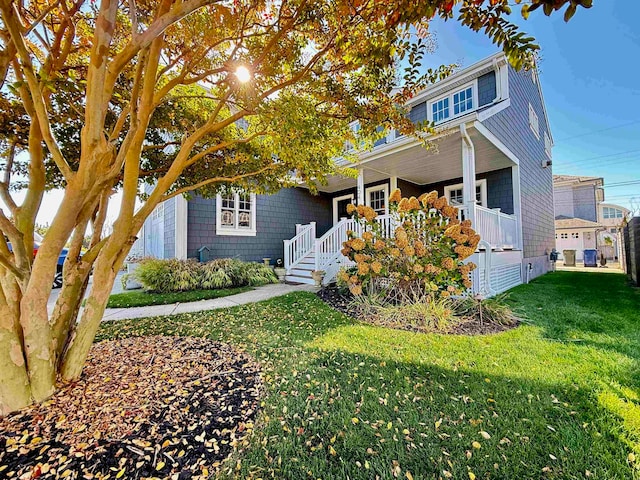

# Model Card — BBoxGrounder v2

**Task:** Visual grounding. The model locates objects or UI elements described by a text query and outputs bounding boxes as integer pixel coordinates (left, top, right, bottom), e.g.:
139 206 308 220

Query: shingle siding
186 187 332 263
572 185 598 221
413 168 514 214
553 185 574 218
477 71 497 107
481 66 555 273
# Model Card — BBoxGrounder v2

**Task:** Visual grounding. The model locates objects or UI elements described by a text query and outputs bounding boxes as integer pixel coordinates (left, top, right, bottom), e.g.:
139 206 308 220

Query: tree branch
159 165 275 202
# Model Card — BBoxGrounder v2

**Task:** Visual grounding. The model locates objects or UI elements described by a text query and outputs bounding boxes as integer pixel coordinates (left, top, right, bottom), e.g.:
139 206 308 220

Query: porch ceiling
317 125 515 193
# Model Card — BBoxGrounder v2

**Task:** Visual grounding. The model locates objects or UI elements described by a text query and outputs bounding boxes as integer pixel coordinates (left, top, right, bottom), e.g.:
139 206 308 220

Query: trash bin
563 249 576 267
583 249 598 267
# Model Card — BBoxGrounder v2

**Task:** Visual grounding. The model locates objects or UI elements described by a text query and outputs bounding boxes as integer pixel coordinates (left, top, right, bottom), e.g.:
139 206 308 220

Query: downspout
460 124 476 226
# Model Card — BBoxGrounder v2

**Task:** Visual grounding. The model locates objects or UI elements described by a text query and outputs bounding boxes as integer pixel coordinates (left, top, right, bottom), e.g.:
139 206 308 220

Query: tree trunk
0 274 31 415
59 253 119 381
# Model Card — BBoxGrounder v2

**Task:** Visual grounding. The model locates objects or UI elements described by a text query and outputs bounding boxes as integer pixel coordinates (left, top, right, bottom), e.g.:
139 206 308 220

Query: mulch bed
0 336 262 479
317 286 518 335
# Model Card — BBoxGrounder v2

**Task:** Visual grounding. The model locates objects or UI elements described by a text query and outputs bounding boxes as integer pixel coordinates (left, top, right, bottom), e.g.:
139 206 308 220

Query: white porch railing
473 205 518 249
283 222 315 273
282 207 519 285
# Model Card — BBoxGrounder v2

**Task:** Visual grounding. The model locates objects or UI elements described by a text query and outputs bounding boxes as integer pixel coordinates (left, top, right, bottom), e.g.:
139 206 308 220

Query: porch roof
317 122 516 193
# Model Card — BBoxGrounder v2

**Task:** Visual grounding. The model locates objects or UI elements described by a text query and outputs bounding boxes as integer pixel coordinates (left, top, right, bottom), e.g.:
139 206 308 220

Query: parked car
5 234 68 288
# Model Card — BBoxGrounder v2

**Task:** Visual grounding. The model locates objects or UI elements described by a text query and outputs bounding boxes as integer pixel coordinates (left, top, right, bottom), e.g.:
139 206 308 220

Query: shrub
133 257 278 292
339 188 479 299
452 294 519 327
350 290 457 332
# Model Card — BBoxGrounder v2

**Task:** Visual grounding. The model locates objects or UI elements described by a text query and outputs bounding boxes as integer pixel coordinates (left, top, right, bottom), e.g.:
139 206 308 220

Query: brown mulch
0 336 262 480
317 286 518 336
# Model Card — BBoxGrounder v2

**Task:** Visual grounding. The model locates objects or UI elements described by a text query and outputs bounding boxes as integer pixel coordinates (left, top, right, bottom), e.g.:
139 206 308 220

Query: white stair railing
315 214 396 285
314 218 355 275
283 222 315 273
473 205 518 249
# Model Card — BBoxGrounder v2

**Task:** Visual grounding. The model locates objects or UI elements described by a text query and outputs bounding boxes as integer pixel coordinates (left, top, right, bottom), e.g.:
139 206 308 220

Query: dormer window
429 82 476 124
453 87 473 115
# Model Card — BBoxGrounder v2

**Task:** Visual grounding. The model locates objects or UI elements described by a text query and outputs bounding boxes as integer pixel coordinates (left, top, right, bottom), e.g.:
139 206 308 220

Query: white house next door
145 204 165 258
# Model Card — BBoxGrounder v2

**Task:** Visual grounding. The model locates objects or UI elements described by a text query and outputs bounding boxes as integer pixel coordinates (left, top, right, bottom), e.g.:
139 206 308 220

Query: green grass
96 271 640 479
105 286 252 308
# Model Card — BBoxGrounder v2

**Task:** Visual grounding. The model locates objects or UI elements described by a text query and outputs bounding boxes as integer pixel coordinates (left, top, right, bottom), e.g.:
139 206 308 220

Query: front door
333 194 355 224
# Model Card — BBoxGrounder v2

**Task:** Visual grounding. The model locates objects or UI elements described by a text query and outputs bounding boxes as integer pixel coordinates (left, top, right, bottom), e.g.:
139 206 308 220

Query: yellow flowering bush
339 188 479 297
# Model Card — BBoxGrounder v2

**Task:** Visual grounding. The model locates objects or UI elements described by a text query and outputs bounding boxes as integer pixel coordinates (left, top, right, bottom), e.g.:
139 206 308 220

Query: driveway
47 271 127 314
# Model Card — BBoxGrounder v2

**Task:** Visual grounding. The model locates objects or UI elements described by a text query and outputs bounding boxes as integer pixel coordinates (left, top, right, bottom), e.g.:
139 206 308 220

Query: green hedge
130 258 278 293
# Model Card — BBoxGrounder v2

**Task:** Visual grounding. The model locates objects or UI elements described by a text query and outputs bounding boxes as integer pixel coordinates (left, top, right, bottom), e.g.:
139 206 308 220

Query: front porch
284 121 525 294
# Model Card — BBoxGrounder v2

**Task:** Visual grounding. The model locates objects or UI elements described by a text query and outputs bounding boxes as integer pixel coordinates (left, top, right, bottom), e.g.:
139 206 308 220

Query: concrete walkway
102 283 318 321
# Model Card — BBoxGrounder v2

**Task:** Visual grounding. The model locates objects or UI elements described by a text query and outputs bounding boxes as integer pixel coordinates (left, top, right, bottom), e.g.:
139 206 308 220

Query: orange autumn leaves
339 189 479 297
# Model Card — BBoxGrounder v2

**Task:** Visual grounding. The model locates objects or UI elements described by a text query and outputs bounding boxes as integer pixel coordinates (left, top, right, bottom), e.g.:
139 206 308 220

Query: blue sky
428 1 640 212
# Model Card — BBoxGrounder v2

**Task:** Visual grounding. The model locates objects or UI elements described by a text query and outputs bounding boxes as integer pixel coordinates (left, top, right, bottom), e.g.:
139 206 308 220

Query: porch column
357 168 365 205
390 176 398 193
511 164 524 250
460 124 476 225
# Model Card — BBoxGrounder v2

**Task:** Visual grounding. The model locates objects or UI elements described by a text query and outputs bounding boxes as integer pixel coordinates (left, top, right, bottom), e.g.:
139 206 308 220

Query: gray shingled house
140 52 555 294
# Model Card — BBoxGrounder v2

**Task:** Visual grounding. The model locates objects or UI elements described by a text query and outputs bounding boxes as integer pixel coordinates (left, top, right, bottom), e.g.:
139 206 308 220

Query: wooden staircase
284 250 316 285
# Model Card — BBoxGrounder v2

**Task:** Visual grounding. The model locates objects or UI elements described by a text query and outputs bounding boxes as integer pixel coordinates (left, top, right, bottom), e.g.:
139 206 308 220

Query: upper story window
216 192 257 236
453 87 473 116
544 132 552 158
603 207 624 219
429 82 476 124
529 103 540 139
432 97 450 123
344 122 361 151
151 202 164 221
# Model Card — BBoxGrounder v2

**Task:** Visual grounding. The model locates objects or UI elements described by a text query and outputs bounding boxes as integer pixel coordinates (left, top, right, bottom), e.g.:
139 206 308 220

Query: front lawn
97 271 640 479
106 286 252 308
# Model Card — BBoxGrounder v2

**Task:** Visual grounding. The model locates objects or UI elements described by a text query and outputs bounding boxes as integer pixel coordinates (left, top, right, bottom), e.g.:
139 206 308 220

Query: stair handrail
314 217 357 273
283 222 315 273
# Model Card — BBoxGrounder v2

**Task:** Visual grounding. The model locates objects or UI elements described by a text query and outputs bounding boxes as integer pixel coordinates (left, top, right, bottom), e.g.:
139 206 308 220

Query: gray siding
573 185 598 221
186 187 332 263
481 66 555 268
553 185 574 219
415 168 514 214
409 101 428 124
477 71 496 107
163 197 175 259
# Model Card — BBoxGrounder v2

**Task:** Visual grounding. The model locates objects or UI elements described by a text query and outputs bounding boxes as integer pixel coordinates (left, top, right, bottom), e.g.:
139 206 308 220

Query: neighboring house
553 175 629 261
142 52 556 295
598 203 630 260
553 175 604 261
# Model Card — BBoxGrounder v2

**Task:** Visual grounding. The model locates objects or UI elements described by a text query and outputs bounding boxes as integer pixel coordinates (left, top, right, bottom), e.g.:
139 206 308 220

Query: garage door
556 232 584 261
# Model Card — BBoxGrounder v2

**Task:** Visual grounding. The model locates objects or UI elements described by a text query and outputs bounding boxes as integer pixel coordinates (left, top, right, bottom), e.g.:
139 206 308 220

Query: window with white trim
453 87 473 116
571 232 579 239
344 122 360 151
431 97 450 123
603 206 623 219
444 179 487 207
529 103 540 139
560 233 568 239
366 185 388 216
544 132 552 158
151 202 164 220
216 192 256 236
429 82 476 124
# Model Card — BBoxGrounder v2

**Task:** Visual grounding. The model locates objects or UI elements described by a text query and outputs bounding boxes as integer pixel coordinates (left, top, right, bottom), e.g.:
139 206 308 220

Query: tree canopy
0 0 591 414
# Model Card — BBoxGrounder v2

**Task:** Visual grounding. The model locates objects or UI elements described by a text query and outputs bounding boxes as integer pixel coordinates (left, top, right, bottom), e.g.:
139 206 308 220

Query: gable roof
555 217 602 230
553 174 604 186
